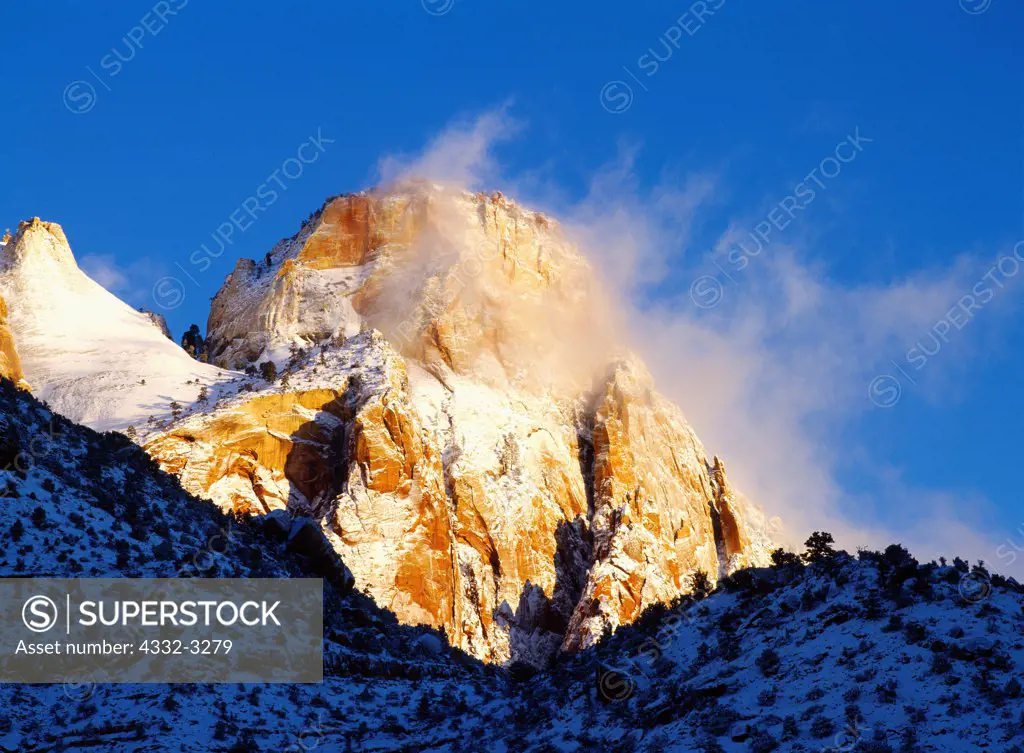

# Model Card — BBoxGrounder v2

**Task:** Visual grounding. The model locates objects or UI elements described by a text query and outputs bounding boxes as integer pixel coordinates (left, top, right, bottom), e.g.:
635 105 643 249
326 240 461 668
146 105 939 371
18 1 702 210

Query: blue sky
2 1 1022 569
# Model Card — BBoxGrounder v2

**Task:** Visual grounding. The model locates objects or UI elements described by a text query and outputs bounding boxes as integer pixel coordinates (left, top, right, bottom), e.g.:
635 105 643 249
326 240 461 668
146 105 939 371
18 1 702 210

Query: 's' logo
22 595 59 633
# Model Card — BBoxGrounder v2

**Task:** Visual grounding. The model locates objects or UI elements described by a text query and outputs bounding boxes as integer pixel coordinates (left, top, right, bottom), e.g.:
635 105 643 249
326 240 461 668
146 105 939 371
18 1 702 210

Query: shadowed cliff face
143 185 775 665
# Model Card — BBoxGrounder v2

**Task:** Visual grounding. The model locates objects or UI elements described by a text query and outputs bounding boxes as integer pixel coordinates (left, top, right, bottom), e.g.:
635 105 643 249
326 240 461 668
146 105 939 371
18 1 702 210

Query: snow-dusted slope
0 379 509 752
535 553 1024 751
0 218 235 431
1 376 1020 752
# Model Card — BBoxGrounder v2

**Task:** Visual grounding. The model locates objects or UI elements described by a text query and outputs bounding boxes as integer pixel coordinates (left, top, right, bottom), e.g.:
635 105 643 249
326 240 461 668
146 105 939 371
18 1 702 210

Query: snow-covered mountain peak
0 196 775 665
207 186 606 398
1 217 76 272
0 217 234 432
142 187 776 664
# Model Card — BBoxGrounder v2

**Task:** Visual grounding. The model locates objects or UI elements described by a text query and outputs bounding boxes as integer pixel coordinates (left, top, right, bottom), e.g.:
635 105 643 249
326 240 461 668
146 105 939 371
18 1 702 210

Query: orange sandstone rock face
561 360 761 652
299 193 425 270
146 185 774 665
0 294 27 388
0 220 62 390
333 366 458 635
206 186 606 394
145 388 349 515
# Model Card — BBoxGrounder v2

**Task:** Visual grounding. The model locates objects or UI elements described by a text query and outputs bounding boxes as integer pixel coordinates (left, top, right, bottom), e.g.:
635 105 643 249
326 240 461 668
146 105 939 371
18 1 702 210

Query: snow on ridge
0 219 239 432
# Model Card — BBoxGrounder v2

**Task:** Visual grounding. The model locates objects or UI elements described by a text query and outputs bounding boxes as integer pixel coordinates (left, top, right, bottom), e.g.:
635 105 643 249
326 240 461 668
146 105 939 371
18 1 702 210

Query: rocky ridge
1 378 1019 753
0 218 227 431
1 188 775 665
145 185 774 664
0 293 25 388
0 230 27 388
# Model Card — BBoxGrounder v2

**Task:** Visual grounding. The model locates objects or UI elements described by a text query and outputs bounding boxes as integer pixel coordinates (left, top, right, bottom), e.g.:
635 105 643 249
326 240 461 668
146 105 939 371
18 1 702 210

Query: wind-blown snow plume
377 109 1022 575
377 105 519 191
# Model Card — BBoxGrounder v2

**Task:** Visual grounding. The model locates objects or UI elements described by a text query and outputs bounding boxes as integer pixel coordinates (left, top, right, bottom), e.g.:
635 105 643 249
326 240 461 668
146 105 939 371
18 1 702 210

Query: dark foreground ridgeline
0 379 1021 752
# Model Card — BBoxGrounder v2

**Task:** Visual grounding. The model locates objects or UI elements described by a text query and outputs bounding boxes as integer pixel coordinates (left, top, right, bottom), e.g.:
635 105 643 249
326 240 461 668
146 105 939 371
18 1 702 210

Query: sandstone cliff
145 185 774 664
0 292 26 388
1 194 773 665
